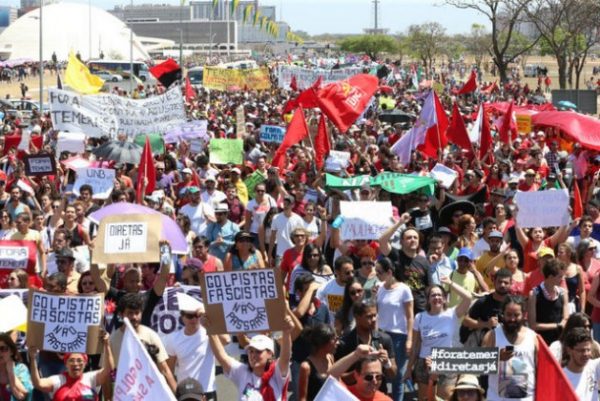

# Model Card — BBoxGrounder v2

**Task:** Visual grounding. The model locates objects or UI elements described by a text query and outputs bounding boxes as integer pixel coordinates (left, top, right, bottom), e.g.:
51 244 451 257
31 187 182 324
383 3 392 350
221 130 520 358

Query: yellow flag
64 52 104 94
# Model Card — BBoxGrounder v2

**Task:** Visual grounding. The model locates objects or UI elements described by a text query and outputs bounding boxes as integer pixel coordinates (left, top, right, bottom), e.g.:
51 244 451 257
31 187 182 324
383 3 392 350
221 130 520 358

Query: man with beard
475 230 506 288
461 268 512 345
483 295 539 401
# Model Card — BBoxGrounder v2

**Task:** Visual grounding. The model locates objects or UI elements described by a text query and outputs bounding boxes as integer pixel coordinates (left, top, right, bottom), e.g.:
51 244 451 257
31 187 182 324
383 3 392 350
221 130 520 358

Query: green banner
370 172 435 196
325 174 371 190
244 170 266 199
208 139 244 165
134 133 164 155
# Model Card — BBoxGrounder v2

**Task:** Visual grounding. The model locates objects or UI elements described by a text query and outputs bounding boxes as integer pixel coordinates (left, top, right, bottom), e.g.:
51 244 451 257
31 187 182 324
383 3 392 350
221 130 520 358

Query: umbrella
91 141 142 165
89 202 188 254
557 100 577 110
378 110 415 125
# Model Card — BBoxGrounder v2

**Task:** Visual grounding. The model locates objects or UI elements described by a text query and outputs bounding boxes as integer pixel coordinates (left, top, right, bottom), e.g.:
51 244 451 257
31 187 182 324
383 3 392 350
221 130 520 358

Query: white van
220 60 259 70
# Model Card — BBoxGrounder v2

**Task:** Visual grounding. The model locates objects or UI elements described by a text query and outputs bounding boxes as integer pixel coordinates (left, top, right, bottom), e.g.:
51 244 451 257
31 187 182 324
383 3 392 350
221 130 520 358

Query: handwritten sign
150 286 203 337
27 290 104 354
209 138 244 165
236 106 246 138
430 347 499 375
275 65 362 89
56 132 86 155
200 269 285 334
164 120 210 144
24 154 57 176
92 214 161 264
260 125 286 143
430 163 458 189
0 240 37 274
325 150 351 172
514 189 569 228
244 170 266 199
49 86 186 139
339 201 393 241
73 168 115 200
516 114 532 134
203 67 271 91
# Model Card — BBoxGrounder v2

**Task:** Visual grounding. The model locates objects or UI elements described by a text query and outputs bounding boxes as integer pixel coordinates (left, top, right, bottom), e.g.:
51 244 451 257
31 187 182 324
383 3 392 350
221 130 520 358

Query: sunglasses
363 374 383 382
182 313 201 319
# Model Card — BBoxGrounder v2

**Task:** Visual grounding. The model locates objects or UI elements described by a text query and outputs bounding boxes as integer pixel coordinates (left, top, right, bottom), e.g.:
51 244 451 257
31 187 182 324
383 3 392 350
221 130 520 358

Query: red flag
314 114 330 169
457 70 477 95
535 334 578 401
185 75 197 103
282 76 322 114
573 180 583 219
317 74 379 133
479 104 493 160
290 75 298 91
149 58 182 88
272 108 309 169
482 81 498 94
418 91 449 159
446 103 472 151
498 100 517 145
136 136 156 204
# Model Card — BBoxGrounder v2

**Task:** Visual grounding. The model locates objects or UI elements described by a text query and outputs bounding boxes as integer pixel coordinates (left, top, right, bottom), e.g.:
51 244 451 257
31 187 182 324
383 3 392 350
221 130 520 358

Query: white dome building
0 2 151 61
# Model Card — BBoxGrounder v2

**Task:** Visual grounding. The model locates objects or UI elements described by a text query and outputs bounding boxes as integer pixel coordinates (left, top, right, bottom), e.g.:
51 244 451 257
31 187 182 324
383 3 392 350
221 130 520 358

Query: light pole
179 2 183 66
38 0 43 110
129 0 134 94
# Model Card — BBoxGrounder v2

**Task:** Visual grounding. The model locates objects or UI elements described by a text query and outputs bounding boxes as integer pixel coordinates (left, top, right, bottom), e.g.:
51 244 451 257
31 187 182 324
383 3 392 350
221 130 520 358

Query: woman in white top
405 276 472 401
243 182 276 244
375 256 413 401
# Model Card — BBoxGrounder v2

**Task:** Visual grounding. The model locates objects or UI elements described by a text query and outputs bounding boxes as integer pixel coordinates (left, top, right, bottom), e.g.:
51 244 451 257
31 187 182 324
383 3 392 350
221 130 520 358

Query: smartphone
505 345 514 352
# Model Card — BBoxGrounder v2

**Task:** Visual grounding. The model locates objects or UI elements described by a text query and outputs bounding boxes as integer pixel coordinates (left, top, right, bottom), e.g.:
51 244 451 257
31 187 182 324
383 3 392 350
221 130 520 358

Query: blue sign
260 125 286 143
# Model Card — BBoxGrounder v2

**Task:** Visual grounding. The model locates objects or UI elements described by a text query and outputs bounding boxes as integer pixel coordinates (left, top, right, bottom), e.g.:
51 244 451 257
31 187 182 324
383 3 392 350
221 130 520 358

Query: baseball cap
457 247 474 261
214 203 229 213
525 169 536 176
176 378 204 401
231 167 241 175
488 230 504 239
204 175 216 183
245 334 274 353
187 186 200 194
182 168 193 175
536 247 555 259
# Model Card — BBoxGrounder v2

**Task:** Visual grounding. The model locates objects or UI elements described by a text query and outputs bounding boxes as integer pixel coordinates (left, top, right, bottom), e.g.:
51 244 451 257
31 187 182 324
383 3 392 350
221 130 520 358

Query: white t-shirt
564 359 600 401
226 359 289 401
271 212 303 257
180 202 215 236
50 371 98 399
414 307 458 358
201 189 226 206
164 327 216 392
377 283 413 334
247 196 276 234
302 217 320 241
316 279 345 323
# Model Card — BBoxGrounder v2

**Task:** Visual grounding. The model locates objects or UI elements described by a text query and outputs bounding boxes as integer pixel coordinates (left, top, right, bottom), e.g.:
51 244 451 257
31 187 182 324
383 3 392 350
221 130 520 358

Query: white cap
245 334 274 353
176 292 205 313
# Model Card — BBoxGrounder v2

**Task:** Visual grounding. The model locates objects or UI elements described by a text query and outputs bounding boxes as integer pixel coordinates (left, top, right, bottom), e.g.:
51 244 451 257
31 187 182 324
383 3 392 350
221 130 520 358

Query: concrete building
0 6 18 34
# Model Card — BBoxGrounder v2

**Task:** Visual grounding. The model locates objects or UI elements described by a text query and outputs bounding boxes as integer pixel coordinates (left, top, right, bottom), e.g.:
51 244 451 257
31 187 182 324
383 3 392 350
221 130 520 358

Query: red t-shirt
524 268 567 296
523 238 552 274
345 383 392 401
281 247 303 290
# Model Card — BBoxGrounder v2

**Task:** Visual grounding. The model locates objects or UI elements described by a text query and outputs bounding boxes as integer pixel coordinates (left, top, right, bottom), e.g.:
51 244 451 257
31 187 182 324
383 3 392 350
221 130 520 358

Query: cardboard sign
339 201 393 241
430 347 499 375
150 286 203 337
244 170 266 199
514 189 570 228
27 290 104 354
202 67 271 91
260 125 286 143
0 240 37 274
325 150 351 172
516 114 532 134
114 319 177 401
92 214 161 264
56 132 86 155
73 167 115 200
430 163 458 189
236 106 246 138
24 154 57 176
200 269 286 334
209 138 244 165
49 86 186 139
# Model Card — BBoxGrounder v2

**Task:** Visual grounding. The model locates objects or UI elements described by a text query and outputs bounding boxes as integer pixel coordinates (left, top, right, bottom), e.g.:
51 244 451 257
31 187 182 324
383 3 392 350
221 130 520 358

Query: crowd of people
0 55 599 401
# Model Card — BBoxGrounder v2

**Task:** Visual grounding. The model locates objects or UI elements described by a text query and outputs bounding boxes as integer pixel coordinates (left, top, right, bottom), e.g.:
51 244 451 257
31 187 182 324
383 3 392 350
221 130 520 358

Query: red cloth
136 136 156 204
532 111 600 151
457 70 477 94
260 362 288 401
280 247 303 290
419 91 449 159
314 114 330 169
290 75 298 91
446 102 472 151
535 334 578 401
498 100 517 145
479 104 493 159
53 372 98 401
185 75 197 103
317 74 379 133
272 108 309 169
522 238 552 274
149 58 181 87
523 268 567 296
573 181 583 219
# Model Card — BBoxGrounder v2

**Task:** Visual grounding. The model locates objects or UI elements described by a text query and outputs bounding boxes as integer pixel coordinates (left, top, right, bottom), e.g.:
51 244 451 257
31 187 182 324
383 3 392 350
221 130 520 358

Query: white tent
0 2 150 61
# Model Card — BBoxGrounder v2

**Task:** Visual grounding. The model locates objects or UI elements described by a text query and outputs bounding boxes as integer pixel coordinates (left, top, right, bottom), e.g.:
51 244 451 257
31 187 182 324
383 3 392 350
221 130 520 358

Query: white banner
275 65 363 89
49 86 186 139
314 376 359 401
113 319 177 401
514 189 570 228
340 201 393 241
73 168 115 199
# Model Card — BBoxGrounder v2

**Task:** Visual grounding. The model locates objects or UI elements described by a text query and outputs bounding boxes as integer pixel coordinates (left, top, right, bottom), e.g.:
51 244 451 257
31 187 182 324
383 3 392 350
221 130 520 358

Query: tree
292 30 311 41
338 35 398 60
445 0 540 83
465 24 492 70
406 22 447 77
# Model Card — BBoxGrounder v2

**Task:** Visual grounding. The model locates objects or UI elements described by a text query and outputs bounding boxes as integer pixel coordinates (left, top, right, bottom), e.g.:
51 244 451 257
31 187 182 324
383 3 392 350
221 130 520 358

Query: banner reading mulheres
27 290 104 354
202 67 271 91
92 214 161 264
200 269 285 334
49 86 186 139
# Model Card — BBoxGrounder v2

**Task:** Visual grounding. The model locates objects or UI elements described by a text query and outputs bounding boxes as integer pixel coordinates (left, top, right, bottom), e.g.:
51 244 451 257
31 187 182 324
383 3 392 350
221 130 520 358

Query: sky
6 0 491 35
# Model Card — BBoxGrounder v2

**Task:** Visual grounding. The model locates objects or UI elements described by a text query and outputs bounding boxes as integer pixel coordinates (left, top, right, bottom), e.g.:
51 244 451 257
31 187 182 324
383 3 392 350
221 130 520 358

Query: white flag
468 105 483 144
113 318 176 401
314 376 360 401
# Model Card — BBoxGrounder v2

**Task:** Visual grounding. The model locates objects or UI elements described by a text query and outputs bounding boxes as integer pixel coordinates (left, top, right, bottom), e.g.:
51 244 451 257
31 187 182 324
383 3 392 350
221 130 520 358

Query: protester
0 333 32 401
296 323 336 401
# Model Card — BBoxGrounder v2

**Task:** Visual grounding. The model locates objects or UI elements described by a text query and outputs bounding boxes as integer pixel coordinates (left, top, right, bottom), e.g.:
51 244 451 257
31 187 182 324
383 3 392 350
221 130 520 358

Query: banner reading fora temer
200 269 286 334
202 67 271 91
27 289 104 354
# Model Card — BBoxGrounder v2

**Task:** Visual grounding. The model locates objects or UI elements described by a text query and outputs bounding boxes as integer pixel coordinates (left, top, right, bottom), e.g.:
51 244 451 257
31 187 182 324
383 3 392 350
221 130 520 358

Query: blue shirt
205 220 240 260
